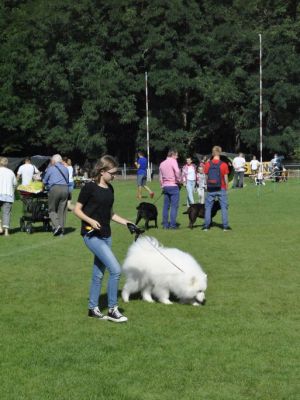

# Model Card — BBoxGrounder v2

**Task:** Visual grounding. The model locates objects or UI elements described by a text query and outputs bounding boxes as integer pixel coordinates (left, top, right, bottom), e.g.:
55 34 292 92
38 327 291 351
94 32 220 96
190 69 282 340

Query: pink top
159 157 181 187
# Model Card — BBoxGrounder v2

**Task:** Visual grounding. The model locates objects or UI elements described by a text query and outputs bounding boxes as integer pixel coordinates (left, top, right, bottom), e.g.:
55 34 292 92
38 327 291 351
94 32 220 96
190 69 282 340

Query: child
74 155 136 323
196 166 206 204
255 170 265 186
182 157 197 207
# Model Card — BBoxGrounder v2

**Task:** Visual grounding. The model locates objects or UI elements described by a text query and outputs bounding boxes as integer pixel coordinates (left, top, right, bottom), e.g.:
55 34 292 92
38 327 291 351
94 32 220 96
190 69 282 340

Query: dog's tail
182 210 189 214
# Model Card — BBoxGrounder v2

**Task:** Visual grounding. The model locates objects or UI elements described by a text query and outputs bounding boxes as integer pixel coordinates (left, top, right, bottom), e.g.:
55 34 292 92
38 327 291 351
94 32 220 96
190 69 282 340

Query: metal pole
145 71 151 181
259 34 263 166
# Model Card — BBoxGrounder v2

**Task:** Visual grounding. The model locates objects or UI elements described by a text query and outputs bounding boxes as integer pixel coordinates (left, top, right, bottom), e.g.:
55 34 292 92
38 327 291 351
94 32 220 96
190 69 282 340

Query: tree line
0 0 299 163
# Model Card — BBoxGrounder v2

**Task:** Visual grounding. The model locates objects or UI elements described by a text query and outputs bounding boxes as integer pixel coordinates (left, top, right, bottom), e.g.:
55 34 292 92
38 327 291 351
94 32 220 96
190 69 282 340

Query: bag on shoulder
207 161 222 191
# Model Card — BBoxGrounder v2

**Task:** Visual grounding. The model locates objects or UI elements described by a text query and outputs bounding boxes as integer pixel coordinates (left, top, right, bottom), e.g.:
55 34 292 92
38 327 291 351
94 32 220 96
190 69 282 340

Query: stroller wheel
26 223 33 234
20 218 26 232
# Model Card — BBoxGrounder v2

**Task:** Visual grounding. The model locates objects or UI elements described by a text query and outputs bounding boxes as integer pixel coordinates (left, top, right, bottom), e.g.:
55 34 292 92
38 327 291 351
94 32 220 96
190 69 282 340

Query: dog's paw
192 301 201 306
143 296 155 303
121 292 130 303
160 299 173 305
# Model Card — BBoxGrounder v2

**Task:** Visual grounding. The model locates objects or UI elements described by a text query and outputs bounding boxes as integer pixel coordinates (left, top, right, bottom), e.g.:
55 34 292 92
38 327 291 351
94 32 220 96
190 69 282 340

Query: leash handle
127 223 145 241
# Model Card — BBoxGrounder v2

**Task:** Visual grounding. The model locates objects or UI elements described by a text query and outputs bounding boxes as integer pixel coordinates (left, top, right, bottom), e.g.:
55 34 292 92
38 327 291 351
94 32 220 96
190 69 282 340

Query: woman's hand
89 219 101 230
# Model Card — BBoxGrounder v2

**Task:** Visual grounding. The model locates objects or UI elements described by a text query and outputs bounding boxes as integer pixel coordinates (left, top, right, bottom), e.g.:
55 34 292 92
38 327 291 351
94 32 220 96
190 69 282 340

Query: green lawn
1 179 299 400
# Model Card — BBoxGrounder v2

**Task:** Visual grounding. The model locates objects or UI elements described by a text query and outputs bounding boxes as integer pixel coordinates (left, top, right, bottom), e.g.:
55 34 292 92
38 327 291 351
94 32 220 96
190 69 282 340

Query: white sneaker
107 306 128 323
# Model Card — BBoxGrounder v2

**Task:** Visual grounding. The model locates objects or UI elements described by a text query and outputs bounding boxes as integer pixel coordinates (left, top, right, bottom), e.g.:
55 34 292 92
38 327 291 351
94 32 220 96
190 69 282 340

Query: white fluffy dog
121 236 207 306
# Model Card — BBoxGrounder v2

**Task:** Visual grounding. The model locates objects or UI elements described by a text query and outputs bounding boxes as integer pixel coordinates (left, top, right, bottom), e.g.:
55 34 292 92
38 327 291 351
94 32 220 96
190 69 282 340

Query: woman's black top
77 181 114 237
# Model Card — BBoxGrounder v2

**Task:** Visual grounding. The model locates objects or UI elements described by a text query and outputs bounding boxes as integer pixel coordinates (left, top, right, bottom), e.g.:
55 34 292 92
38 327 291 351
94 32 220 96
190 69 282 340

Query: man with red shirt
203 146 231 231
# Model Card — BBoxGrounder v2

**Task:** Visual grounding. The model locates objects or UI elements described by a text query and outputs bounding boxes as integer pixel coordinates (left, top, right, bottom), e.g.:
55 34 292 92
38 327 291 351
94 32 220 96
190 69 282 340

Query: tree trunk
234 131 241 152
182 90 189 129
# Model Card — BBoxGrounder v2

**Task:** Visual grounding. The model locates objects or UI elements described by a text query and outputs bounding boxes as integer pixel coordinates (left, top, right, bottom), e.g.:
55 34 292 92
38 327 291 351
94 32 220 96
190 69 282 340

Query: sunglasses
106 170 117 177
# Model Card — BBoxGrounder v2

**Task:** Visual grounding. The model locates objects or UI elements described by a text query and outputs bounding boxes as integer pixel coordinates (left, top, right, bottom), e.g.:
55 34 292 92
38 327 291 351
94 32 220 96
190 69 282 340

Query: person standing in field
0 157 17 236
17 157 40 185
196 166 206 204
232 152 246 188
250 155 260 175
43 154 69 236
182 157 197 208
62 157 75 211
159 149 181 229
203 146 231 231
135 151 154 200
74 155 135 323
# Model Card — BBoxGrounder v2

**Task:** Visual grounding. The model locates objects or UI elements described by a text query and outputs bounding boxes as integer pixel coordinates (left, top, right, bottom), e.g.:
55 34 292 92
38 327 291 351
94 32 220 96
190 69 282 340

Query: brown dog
183 201 221 229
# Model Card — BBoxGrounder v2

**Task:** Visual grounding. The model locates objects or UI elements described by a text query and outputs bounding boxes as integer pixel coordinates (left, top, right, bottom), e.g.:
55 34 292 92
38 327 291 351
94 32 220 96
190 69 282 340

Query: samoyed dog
121 236 207 306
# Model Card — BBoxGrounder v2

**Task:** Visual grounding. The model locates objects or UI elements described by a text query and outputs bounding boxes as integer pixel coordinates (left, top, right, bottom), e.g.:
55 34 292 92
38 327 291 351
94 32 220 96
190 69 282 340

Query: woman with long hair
74 155 134 323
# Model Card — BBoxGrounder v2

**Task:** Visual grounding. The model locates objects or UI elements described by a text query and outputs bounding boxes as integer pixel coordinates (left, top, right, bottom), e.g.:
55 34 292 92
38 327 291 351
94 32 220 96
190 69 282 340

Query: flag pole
259 33 263 167
145 71 151 182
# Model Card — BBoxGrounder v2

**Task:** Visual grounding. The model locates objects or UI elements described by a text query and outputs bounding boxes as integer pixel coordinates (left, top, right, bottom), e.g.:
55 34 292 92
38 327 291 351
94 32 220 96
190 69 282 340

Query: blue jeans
162 186 180 228
68 182 74 192
186 180 195 206
204 189 229 228
83 235 121 309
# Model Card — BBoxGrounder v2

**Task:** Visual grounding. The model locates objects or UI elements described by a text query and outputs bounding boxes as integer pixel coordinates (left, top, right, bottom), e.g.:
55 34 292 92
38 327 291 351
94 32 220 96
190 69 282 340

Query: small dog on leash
135 202 158 230
122 236 207 306
183 201 221 229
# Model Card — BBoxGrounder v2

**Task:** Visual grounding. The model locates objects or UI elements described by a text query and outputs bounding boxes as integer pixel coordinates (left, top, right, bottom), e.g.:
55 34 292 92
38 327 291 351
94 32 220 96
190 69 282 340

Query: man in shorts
250 155 260 175
135 151 154 200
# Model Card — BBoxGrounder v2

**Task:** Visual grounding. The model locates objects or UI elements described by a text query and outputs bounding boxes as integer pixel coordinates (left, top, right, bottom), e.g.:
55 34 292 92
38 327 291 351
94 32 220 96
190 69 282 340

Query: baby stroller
19 190 51 234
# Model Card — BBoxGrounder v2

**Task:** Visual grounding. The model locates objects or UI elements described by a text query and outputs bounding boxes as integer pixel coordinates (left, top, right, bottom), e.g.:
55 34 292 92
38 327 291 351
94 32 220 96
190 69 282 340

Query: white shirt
17 163 39 185
187 165 196 181
67 166 74 183
233 156 246 172
0 167 17 201
197 173 206 189
250 160 260 171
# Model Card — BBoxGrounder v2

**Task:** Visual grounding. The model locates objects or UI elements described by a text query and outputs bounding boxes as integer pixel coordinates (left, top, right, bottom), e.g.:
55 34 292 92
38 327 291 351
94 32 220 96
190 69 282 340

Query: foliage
0 0 299 161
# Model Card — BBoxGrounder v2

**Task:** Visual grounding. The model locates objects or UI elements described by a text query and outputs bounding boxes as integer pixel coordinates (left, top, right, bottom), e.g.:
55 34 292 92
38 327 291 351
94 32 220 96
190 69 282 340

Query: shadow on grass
182 221 224 230
98 290 140 312
13 226 77 235
97 290 205 310
63 227 77 235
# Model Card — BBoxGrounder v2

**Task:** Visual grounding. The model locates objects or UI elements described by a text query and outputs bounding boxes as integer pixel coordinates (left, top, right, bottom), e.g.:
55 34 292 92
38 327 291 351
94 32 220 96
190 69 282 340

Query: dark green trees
0 0 299 162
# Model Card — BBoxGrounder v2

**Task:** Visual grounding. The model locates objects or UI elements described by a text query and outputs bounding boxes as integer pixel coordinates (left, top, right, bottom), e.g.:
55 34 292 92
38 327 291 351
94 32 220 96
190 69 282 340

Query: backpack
207 160 222 191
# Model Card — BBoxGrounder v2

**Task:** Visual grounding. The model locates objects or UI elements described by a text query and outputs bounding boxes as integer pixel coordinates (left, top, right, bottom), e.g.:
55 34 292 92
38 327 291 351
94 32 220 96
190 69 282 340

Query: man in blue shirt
43 154 69 236
135 151 154 200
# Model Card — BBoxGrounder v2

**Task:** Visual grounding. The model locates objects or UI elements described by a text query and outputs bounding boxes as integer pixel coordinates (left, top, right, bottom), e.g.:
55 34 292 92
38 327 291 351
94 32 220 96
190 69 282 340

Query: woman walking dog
74 155 135 323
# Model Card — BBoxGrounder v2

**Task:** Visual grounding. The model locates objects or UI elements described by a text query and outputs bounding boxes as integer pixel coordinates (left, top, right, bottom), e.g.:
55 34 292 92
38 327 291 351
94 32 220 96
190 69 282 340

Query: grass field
1 178 299 400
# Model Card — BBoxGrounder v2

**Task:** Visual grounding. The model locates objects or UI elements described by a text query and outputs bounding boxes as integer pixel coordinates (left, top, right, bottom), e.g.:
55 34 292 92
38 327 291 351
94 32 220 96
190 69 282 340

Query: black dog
183 201 221 229
136 202 158 230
